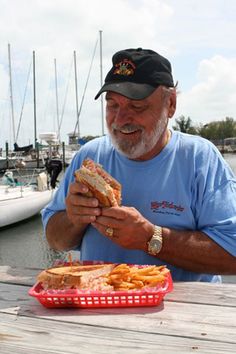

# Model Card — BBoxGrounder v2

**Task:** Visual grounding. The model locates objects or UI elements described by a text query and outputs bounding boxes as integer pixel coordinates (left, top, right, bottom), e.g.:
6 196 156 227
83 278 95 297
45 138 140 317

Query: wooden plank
0 283 35 311
0 283 236 345
0 266 38 286
1 266 236 307
1 267 236 307
0 312 236 354
166 281 236 307
1 281 236 314
25 301 236 344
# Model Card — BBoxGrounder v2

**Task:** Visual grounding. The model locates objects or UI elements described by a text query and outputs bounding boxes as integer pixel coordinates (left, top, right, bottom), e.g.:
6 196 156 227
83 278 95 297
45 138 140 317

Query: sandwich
37 262 170 292
74 158 121 207
37 263 116 291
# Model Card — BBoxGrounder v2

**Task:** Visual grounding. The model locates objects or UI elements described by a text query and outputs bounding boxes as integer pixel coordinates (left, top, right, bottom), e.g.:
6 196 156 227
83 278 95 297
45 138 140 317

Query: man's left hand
91 206 154 251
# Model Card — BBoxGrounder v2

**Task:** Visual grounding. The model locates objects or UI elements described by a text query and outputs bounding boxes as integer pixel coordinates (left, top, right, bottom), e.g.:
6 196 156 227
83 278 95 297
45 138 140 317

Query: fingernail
92 199 98 207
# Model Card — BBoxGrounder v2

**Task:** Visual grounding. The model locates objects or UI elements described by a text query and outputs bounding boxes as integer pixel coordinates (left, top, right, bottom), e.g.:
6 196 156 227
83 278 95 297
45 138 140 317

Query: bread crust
37 264 116 290
74 159 121 207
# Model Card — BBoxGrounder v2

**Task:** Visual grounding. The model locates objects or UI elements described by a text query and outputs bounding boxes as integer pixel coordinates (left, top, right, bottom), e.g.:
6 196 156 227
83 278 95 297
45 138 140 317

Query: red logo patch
113 59 136 76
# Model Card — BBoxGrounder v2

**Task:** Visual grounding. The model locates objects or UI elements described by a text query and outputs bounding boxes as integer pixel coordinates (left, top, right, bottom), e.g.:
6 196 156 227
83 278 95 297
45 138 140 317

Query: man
42 48 236 282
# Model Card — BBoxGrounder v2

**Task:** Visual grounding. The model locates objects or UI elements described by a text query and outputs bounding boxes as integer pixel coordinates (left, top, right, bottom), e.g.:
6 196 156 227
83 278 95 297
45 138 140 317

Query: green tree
219 117 236 139
198 123 218 140
198 117 236 141
173 116 198 134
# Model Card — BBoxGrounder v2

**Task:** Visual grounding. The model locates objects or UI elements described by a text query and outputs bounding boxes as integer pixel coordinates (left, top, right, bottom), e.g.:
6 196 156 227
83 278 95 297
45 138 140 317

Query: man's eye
132 105 145 111
107 101 117 108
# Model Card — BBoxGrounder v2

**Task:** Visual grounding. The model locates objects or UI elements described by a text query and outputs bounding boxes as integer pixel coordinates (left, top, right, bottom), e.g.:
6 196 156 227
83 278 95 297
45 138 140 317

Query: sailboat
0 46 40 171
0 170 53 227
0 46 55 227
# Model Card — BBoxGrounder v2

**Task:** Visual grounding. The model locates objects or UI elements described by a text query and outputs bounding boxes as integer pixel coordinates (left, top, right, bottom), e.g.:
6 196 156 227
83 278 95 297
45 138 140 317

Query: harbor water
0 154 236 283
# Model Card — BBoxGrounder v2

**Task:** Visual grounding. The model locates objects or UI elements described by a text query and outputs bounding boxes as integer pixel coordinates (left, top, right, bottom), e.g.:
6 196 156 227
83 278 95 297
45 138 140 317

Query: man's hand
65 181 102 227
46 180 102 251
91 205 236 274
91 206 153 251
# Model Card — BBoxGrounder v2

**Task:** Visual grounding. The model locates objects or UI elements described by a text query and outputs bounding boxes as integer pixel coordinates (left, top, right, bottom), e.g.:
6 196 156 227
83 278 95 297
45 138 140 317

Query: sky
0 0 236 148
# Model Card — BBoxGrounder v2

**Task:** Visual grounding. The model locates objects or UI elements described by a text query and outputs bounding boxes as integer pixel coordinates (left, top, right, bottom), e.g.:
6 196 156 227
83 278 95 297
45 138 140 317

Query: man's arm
157 227 236 274
45 211 87 251
45 180 102 251
92 206 236 275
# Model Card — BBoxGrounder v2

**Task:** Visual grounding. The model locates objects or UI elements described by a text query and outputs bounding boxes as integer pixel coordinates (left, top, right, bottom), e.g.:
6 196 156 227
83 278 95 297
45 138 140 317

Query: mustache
111 123 144 133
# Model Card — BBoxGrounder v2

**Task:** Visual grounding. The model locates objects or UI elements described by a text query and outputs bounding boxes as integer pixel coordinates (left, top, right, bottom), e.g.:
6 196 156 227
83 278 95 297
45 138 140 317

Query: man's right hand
65 181 102 227
46 181 101 251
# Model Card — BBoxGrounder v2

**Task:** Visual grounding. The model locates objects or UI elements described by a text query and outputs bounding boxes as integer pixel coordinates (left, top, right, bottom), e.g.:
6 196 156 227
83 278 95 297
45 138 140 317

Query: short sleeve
198 180 236 256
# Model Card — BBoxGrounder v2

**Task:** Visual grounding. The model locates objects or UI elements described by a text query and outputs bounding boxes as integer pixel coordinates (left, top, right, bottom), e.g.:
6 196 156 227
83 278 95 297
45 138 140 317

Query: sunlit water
0 154 235 283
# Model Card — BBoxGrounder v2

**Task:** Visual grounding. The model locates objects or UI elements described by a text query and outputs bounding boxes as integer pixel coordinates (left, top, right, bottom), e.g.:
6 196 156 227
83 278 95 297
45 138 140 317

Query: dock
0 265 236 353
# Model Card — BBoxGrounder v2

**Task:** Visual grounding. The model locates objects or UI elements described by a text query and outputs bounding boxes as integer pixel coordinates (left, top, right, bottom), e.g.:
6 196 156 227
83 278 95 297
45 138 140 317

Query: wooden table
0 265 235 353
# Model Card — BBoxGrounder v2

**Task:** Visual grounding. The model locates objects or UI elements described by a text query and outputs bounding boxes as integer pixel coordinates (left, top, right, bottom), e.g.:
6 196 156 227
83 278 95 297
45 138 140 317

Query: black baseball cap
95 48 174 100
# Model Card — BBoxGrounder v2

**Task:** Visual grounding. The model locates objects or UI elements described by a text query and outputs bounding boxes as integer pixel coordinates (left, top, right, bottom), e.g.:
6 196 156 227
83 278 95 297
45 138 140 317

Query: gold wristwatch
147 225 163 256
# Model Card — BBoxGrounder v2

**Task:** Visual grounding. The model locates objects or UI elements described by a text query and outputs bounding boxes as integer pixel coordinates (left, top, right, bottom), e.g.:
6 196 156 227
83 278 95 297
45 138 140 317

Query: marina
0 153 235 284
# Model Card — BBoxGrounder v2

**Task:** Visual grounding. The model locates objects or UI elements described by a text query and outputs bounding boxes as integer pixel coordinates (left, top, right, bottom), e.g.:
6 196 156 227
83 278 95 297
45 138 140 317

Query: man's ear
168 90 177 118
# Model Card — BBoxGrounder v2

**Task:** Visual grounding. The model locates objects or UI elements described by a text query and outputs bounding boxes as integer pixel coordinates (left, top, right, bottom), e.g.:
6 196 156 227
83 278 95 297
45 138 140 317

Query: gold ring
105 227 114 237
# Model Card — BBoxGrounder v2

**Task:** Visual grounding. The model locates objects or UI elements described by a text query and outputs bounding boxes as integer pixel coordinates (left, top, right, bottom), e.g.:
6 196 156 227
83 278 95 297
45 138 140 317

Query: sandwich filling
74 159 121 206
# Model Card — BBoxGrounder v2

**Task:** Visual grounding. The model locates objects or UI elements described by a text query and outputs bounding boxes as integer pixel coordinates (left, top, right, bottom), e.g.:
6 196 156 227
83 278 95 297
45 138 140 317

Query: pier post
6 141 9 169
62 142 66 171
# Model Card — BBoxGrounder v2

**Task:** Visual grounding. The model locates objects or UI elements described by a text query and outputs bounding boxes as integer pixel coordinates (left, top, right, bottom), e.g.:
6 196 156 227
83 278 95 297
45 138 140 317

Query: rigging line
42 77 53 130
73 37 99 135
8 44 16 143
15 59 32 143
58 56 74 135
54 58 60 141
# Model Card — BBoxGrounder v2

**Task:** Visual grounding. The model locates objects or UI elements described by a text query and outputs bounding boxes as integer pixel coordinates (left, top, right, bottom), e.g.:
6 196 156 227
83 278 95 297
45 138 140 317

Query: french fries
106 264 169 291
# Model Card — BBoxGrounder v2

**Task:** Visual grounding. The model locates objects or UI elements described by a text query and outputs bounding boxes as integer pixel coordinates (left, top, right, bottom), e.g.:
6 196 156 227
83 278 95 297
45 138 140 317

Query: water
0 154 235 283
0 215 68 269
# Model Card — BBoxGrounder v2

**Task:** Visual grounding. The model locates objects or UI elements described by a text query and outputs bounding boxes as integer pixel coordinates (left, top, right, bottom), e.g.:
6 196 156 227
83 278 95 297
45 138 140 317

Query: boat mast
54 58 60 141
74 50 80 139
99 30 104 135
8 43 16 144
33 50 37 148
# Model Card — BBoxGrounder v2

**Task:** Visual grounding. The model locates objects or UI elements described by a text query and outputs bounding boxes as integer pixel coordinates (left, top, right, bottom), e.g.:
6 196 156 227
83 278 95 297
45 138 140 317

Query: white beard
108 109 169 159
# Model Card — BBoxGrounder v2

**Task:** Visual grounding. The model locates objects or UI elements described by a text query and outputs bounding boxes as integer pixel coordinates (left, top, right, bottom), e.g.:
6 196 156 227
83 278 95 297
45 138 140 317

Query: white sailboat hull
0 186 53 227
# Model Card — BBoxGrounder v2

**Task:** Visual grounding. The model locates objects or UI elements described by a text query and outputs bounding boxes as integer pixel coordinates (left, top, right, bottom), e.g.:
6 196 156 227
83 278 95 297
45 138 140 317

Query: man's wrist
147 225 163 256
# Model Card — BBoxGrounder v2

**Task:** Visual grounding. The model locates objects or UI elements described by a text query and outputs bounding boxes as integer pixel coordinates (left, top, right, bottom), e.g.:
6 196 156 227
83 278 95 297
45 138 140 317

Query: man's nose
114 106 133 125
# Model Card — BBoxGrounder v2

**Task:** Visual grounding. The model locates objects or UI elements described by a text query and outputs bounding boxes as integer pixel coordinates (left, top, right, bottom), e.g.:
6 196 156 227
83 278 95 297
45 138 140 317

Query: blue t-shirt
42 130 236 282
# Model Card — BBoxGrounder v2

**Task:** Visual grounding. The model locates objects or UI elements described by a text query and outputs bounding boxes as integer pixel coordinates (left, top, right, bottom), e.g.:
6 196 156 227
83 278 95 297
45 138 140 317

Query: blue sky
0 0 236 147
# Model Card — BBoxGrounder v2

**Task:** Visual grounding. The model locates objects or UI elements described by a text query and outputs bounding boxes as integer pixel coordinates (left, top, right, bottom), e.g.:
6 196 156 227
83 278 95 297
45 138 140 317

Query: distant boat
13 142 33 153
0 170 53 227
0 156 18 171
0 149 47 172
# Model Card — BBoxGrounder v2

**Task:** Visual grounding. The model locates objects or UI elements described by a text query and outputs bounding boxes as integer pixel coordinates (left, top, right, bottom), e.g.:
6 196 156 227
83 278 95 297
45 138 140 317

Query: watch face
148 238 162 255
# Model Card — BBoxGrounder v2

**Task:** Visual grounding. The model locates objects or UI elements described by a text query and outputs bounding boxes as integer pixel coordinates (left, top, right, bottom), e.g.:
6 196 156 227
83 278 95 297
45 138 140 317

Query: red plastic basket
29 263 173 309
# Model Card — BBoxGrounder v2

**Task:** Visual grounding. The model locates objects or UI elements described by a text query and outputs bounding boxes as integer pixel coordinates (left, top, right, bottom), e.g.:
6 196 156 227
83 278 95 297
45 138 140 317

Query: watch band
147 225 163 256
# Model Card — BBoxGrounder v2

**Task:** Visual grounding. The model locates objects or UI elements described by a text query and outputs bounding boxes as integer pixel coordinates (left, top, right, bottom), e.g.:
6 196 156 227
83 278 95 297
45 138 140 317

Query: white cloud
175 55 236 125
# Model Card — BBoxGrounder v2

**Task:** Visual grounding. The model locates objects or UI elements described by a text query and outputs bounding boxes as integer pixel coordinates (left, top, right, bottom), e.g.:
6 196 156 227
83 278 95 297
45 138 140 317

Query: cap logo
113 59 136 76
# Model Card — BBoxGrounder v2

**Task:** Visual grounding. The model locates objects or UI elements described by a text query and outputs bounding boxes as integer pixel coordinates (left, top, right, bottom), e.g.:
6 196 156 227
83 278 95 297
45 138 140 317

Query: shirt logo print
151 201 185 216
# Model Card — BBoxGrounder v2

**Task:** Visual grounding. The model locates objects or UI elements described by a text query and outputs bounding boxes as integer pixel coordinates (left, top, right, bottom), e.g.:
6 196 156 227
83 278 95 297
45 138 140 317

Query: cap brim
94 82 157 100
